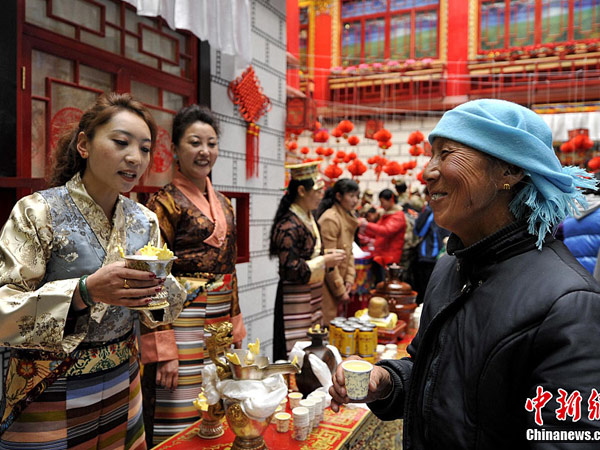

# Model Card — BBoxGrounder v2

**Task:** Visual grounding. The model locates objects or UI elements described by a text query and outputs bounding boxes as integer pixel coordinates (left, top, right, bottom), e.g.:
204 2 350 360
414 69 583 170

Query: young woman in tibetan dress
0 93 185 449
269 162 345 361
140 105 246 446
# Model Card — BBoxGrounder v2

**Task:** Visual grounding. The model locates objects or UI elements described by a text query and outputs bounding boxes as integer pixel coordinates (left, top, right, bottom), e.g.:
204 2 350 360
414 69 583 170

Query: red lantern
583 137 595 150
409 145 423 156
560 141 575 153
338 120 354 134
288 141 298 151
373 128 392 143
300 146 310 155
347 135 360 146
315 146 325 155
331 127 343 139
324 163 343 179
325 147 334 157
347 159 367 177
384 161 403 176
379 140 392 150
407 131 425 146
313 130 330 143
588 156 600 171
336 151 347 159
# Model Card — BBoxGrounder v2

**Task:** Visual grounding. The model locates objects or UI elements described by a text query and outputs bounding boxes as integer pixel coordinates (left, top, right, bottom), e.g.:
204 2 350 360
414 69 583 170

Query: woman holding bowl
330 99 600 448
0 92 185 448
140 105 246 446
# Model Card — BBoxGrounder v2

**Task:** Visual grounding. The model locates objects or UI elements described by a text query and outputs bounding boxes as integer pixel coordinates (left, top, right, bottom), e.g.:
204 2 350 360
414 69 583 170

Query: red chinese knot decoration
228 66 272 178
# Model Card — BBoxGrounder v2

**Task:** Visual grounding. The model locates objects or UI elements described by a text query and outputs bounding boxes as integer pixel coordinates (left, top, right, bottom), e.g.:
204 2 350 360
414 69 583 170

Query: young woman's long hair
315 178 359 219
269 178 316 257
48 92 157 188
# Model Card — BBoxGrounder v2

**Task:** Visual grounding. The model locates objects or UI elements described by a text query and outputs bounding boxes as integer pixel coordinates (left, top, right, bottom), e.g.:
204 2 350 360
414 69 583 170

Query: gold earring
503 183 511 190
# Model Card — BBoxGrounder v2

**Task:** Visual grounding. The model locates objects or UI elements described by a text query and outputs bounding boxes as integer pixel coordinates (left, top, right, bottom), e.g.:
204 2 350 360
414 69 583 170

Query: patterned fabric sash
149 273 235 446
281 281 323 353
0 331 136 436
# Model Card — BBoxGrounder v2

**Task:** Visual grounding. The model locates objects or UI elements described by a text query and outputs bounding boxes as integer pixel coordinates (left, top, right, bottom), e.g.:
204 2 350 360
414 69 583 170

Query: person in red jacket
359 188 406 284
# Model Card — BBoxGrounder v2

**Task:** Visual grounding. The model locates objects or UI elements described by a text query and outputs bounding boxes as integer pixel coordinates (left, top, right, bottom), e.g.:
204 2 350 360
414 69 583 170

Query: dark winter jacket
368 221 600 449
563 203 600 274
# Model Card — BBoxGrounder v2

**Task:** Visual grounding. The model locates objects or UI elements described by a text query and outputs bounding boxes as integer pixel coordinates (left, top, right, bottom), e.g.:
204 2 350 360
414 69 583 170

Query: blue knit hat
428 98 597 249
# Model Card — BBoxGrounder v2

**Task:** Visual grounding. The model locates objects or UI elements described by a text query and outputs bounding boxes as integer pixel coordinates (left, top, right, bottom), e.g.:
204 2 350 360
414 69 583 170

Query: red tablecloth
153 405 370 450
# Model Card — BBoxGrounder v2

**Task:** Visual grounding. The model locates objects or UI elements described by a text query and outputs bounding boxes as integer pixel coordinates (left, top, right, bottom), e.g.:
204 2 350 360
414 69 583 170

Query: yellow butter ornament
226 352 241 365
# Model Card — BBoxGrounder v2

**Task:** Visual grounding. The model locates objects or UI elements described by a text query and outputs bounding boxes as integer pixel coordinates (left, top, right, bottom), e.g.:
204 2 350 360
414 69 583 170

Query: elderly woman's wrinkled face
424 138 509 246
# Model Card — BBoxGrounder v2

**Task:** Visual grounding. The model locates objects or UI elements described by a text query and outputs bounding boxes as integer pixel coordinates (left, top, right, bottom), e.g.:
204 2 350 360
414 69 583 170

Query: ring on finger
123 279 130 289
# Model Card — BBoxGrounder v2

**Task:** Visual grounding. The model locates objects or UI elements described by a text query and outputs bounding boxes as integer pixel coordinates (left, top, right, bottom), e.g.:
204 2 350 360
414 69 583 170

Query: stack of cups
299 398 316 430
307 391 326 426
292 406 310 441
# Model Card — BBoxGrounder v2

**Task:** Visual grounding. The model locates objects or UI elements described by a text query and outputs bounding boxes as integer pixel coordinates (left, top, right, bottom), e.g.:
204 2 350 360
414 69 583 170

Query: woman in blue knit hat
330 99 600 449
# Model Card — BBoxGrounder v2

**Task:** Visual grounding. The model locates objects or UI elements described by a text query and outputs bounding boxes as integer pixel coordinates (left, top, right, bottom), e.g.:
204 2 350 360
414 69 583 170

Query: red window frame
340 0 440 64
299 6 310 73
478 0 600 53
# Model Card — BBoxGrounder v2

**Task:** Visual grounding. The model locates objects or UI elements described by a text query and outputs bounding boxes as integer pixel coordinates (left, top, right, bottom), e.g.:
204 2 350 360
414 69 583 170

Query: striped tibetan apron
150 273 234 446
282 280 323 354
0 332 145 450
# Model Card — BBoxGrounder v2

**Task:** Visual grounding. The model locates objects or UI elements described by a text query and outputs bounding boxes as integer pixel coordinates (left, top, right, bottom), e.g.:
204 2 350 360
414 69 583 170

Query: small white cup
342 359 373 400
385 343 398 351
288 392 303 409
274 412 291 433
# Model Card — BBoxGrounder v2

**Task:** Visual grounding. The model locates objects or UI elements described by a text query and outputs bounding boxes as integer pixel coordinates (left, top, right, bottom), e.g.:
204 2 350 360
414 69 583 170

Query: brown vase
295 328 337 397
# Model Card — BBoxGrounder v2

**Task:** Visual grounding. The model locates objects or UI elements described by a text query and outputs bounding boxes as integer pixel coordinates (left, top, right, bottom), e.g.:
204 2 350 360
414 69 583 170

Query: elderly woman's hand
80 261 164 309
329 356 393 412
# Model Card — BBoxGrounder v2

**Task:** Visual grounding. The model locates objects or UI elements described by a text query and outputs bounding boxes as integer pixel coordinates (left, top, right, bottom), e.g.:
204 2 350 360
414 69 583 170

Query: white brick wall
297 115 443 196
212 0 287 358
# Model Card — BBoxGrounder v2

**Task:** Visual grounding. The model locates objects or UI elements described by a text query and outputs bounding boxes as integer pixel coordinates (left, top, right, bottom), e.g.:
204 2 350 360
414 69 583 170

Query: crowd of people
0 93 599 449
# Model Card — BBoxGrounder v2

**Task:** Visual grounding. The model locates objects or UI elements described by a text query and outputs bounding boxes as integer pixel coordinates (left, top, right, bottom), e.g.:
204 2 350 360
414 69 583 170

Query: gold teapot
204 322 300 450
